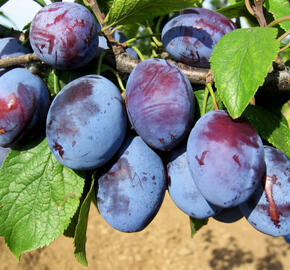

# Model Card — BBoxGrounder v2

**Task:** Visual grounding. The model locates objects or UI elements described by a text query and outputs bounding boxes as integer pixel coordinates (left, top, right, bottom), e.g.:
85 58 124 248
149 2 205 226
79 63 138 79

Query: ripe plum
0 37 31 75
0 146 10 167
187 110 265 208
0 68 49 147
0 37 30 58
239 146 290 237
284 235 290 243
29 2 98 69
167 144 221 219
126 58 195 151
161 7 236 68
46 75 127 170
213 206 244 223
96 136 166 232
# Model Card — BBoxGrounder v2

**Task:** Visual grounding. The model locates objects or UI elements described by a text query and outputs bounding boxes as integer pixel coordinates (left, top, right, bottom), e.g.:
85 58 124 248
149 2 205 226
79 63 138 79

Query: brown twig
253 0 267 27
0 53 40 67
87 0 105 28
268 16 290 28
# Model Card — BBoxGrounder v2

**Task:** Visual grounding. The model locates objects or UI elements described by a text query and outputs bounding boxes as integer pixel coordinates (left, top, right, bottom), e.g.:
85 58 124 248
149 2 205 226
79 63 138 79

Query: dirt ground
0 192 289 270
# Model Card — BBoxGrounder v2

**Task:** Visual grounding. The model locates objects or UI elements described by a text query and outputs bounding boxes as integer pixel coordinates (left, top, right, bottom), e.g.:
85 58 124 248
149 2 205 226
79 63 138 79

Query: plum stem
245 0 255 16
146 23 163 48
268 16 290 28
131 46 145 61
125 34 161 45
277 30 290 43
201 86 209 116
109 26 123 35
97 51 107 75
109 68 126 92
206 83 219 111
52 69 60 96
279 42 290 53
277 30 290 52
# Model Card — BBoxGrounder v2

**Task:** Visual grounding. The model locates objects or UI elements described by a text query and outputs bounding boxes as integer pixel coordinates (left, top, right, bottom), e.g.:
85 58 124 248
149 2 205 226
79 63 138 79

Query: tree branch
87 0 105 28
0 53 40 67
0 52 289 90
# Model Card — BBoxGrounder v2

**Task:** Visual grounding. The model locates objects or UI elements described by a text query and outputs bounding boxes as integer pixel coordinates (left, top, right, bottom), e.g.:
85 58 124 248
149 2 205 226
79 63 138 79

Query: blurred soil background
0 192 289 270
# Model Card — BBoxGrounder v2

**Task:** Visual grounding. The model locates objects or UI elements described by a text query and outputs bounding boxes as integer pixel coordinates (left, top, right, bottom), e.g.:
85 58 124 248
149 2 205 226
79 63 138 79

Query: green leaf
33 0 46 7
281 101 290 127
73 176 95 266
0 11 17 28
210 27 280 119
264 0 290 32
63 173 92 238
98 0 115 14
190 217 208 237
105 0 200 26
0 0 9 7
46 69 61 97
244 105 290 157
0 139 85 259
119 23 140 39
217 2 248 19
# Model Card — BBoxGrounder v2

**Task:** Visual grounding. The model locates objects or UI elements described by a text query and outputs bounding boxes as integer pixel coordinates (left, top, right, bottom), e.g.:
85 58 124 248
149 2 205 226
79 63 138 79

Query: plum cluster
0 3 289 238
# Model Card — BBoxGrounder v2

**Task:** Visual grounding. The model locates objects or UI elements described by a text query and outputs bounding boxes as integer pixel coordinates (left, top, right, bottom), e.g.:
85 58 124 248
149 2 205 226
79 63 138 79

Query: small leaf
244 105 290 157
0 139 85 259
105 0 200 26
46 69 61 97
190 217 208 237
281 101 290 127
33 0 46 7
0 11 17 28
73 177 95 266
264 0 290 32
210 27 280 118
217 2 248 19
0 0 9 7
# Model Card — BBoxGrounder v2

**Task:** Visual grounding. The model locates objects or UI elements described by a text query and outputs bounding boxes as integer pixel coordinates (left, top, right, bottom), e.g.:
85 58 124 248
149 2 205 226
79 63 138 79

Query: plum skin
0 37 31 75
29 2 98 69
0 146 10 167
0 68 50 147
125 58 195 151
240 146 290 237
46 75 127 170
213 206 244 223
167 144 222 219
187 110 265 208
161 7 236 68
96 136 167 233
0 37 30 58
